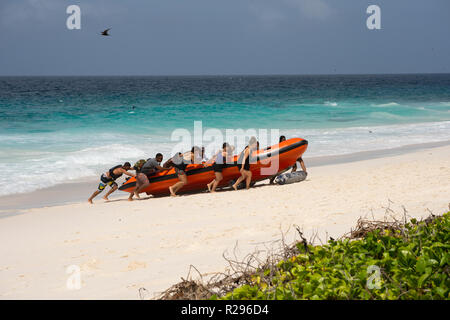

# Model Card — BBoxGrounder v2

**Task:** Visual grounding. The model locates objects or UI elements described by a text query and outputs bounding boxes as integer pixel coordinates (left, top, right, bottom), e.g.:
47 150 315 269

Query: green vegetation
216 212 449 300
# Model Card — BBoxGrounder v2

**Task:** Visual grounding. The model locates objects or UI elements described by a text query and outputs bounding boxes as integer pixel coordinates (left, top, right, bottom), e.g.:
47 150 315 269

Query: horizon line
1 72 450 77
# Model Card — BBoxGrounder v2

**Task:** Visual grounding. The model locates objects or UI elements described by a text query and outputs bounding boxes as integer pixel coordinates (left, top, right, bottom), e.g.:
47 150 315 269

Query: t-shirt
216 151 224 164
141 158 160 174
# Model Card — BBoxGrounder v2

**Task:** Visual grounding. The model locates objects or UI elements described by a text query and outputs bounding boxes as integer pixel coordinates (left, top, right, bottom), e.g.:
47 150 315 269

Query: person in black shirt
232 137 257 191
206 143 233 193
168 147 200 197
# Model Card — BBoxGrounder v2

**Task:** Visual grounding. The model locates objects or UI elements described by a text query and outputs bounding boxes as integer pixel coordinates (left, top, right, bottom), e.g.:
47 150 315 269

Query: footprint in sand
124 261 147 272
81 258 100 271
63 239 80 244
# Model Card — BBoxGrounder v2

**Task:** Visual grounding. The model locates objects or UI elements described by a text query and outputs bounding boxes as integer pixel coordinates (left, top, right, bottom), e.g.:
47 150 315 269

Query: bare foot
169 186 177 197
232 184 238 191
128 196 133 201
134 191 141 199
88 199 93 204
207 182 213 192
103 196 109 201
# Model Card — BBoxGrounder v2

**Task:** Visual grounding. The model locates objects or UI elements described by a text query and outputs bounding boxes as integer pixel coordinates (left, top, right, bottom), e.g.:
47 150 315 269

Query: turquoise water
1 74 449 195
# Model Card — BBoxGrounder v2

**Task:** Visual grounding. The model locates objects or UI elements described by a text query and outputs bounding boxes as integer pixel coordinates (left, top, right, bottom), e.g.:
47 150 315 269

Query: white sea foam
369 112 406 120
1 121 450 196
372 102 401 107
324 101 338 107
283 121 450 157
0 144 149 196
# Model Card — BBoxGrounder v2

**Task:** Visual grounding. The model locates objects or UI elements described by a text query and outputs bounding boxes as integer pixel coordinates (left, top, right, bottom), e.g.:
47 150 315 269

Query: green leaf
435 287 447 298
418 273 430 288
416 257 427 273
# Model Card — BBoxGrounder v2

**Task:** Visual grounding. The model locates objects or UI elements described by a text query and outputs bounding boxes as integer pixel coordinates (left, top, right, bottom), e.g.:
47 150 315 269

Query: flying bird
101 28 111 36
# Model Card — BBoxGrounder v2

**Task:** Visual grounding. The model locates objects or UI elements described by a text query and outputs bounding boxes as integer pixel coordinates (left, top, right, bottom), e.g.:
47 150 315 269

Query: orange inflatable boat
119 137 308 196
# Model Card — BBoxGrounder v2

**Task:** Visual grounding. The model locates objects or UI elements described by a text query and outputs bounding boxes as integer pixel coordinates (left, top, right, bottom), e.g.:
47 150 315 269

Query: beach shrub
218 212 449 300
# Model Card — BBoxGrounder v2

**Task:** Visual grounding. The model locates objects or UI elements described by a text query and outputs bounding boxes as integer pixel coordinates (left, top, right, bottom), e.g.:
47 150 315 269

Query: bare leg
103 185 117 201
232 172 246 191
211 172 223 193
245 171 252 189
299 158 307 173
169 174 187 196
173 174 187 194
88 190 101 204
130 174 149 201
207 178 215 192
128 188 143 201
170 181 185 196
291 163 297 173
133 182 149 200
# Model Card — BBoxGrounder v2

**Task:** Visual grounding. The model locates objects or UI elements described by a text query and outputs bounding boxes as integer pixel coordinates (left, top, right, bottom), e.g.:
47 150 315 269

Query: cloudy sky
0 0 449 75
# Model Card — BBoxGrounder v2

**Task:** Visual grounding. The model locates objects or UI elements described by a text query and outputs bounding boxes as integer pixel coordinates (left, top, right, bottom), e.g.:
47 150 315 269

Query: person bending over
206 143 234 193
232 137 258 191
269 135 307 184
88 162 135 203
282 135 307 173
129 153 170 201
168 147 200 197
291 157 307 173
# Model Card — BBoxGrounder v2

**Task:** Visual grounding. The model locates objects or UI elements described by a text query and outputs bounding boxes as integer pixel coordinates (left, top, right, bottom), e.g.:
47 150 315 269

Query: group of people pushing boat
88 136 306 204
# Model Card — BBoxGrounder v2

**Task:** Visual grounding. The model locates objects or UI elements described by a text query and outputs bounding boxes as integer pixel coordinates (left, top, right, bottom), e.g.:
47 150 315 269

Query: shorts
98 174 117 191
136 172 150 186
175 167 186 175
213 163 224 173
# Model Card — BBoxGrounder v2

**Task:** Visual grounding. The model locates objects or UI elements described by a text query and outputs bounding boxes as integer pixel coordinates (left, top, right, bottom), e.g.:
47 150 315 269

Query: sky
0 0 449 76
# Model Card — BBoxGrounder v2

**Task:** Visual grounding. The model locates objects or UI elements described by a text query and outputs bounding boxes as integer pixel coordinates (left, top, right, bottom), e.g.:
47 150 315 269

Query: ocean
0 74 449 196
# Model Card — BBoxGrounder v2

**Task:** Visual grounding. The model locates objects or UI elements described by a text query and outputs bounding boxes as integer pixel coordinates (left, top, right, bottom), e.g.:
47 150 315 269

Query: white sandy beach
0 145 449 299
